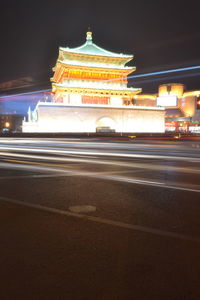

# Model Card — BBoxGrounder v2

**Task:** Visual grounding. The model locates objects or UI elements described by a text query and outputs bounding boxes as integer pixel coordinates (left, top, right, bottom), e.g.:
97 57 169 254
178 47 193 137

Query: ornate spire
86 29 92 44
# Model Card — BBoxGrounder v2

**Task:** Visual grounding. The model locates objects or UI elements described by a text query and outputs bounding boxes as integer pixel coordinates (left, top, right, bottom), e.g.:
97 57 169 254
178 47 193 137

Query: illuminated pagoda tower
23 31 165 133
52 31 140 106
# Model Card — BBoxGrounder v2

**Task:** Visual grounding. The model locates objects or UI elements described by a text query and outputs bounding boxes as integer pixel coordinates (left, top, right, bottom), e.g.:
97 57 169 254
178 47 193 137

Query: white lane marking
0 196 200 244
0 162 73 174
0 169 144 180
0 174 67 180
0 146 200 162
0 167 143 180
96 174 200 193
0 162 200 193
69 205 96 213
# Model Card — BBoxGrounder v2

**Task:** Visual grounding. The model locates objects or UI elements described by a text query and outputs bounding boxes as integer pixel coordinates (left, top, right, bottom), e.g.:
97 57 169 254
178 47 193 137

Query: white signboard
157 96 177 107
189 126 200 133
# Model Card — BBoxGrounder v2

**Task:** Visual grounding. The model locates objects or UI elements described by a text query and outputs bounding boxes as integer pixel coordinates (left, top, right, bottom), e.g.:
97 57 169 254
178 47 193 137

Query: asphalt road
0 137 200 300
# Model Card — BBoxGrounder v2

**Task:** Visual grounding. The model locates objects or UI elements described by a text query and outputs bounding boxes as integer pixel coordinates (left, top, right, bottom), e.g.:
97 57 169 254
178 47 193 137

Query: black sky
1 0 200 92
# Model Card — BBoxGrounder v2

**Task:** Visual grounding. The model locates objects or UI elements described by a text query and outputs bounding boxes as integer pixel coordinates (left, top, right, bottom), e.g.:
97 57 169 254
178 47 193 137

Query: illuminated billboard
157 96 177 107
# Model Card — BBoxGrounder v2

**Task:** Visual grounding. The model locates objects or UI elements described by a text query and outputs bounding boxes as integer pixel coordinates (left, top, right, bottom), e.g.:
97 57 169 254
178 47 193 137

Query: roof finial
86 28 92 43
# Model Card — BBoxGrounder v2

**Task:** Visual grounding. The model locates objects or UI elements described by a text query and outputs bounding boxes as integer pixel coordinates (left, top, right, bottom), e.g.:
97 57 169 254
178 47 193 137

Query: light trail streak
0 89 50 100
0 138 196 152
128 65 200 79
0 160 200 193
0 145 200 162
128 72 200 84
0 138 179 147
1 151 200 174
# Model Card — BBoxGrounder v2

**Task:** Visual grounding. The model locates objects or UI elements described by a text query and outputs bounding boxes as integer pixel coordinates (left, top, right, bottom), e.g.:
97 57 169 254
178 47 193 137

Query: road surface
0 137 200 299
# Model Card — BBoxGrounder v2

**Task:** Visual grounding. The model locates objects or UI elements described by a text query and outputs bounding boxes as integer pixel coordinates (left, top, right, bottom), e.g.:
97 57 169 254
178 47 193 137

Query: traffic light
197 97 200 110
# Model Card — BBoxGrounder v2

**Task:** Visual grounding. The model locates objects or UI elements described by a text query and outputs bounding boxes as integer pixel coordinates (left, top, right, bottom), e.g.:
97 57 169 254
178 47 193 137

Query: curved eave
52 83 141 95
59 48 133 64
56 60 136 74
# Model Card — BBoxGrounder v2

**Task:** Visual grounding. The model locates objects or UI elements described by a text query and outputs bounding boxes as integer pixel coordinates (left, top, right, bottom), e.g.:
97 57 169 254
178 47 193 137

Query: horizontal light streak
0 137 189 150
0 89 51 100
129 65 200 79
1 151 200 175
0 145 200 162
0 159 200 193
128 72 200 85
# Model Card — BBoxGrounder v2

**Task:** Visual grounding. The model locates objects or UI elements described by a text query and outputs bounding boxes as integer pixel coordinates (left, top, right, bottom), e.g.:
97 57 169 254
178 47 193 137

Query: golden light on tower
158 83 184 98
86 31 92 42
51 31 141 106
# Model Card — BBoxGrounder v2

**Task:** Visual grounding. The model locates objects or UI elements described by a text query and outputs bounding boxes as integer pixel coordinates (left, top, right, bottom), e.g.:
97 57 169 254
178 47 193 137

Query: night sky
1 0 200 92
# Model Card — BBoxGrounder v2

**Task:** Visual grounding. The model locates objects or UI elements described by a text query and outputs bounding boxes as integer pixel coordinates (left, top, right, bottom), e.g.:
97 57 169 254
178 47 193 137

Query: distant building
132 83 200 133
23 31 165 133
0 75 52 132
0 114 23 132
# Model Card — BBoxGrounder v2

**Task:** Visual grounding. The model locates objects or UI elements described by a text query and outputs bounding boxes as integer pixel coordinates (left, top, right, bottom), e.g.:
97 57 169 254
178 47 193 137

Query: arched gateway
96 117 116 132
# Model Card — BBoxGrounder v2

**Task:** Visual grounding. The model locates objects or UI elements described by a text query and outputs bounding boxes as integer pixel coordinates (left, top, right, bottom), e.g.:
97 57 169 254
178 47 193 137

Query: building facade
0 114 23 132
23 32 165 133
132 83 200 133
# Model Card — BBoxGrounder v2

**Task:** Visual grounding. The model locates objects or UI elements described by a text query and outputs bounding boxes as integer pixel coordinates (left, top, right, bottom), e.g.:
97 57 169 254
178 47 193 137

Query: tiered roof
60 31 133 60
51 31 141 96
